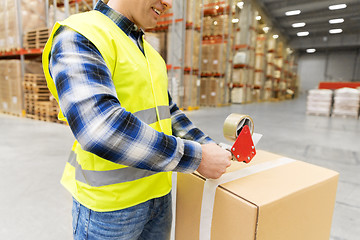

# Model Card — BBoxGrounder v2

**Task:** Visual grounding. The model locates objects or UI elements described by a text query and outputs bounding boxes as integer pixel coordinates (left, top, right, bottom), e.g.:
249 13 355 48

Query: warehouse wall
298 49 360 91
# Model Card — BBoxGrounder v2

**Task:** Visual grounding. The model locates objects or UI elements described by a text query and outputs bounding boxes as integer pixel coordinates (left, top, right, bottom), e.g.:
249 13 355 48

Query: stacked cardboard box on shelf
184 29 200 70
183 74 198 109
0 60 23 116
200 77 225 107
263 79 273 101
213 14 229 36
186 0 201 29
306 89 333 116
144 31 167 60
231 87 245 104
253 35 266 102
0 61 10 113
0 2 5 50
211 43 227 74
0 0 46 51
332 88 360 118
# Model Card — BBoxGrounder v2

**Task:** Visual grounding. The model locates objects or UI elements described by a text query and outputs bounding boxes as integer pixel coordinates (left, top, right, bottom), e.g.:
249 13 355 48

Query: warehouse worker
42 0 231 239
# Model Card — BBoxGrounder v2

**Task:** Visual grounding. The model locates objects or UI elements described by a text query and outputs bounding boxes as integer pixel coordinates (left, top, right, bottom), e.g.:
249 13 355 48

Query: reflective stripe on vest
133 106 171 125
67 151 157 187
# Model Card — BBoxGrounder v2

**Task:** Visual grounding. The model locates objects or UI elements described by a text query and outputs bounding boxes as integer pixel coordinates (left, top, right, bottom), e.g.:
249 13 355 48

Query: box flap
219 151 339 206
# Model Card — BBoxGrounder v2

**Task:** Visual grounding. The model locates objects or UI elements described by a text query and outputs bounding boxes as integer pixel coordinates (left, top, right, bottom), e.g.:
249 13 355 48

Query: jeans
72 192 172 240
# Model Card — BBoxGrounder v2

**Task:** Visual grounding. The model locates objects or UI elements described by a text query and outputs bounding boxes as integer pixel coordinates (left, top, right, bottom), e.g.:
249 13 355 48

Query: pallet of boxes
332 87 360 118
306 89 333 116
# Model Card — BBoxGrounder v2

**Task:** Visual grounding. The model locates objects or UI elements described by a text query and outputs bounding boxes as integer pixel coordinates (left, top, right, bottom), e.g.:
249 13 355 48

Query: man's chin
143 24 158 30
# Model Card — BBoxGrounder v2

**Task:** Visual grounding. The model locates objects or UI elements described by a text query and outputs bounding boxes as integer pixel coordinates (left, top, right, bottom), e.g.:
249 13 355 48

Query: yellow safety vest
42 10 173 212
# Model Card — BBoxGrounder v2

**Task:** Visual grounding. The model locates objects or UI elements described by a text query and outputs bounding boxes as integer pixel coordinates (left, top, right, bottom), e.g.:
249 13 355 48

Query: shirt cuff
173 138 202 173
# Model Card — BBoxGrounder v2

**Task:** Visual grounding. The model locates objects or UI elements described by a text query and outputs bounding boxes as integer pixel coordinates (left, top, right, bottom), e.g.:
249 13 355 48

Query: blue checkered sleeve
49 26 214 173
169 93 215 144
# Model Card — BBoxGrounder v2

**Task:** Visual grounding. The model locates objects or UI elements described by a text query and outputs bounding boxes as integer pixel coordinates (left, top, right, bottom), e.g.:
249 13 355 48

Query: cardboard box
175 150 338 240
231 87 245 104
183 74 198 108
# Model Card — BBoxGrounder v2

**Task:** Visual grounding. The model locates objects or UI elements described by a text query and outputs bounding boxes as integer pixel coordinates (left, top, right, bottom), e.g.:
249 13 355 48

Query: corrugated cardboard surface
175 150 339 240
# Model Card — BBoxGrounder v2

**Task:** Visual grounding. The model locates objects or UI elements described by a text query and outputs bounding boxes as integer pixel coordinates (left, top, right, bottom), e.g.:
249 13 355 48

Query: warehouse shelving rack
183 0 202 111
198 0 234 107
230 0 256 104
1 0 301 119
0 0 97 117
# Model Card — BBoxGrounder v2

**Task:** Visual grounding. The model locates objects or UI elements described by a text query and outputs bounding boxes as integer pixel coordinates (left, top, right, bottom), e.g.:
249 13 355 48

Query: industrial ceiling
256 0 360 51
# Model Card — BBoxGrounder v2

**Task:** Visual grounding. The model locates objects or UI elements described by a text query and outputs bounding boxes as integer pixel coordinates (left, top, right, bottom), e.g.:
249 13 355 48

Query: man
42 0 231 239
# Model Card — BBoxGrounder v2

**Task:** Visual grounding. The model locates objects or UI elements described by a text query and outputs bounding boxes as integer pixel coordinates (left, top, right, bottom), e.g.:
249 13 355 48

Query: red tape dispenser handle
230 125 256 163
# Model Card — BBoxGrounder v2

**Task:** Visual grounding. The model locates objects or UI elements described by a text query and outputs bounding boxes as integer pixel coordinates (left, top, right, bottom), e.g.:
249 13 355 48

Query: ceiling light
237 2 244 9
263 27 269 33
297 31 309 36
329 28 343 34
285 10 301 16
292 22 306 28
306 48 316 53
213 21 218 25
256 16 261 21
329 18 344 24
215 5 219 10
232 18 239 23
273 35 279 39
329 4 347 10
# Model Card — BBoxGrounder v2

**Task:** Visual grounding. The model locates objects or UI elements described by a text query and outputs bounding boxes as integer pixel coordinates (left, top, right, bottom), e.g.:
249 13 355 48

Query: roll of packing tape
223 113 254 141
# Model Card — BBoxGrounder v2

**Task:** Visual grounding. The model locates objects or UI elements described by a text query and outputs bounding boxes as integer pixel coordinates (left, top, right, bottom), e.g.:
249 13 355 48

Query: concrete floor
1 93 359 240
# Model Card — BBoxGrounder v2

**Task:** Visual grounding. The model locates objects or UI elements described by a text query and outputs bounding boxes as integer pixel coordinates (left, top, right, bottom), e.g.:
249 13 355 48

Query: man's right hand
197 143 232 179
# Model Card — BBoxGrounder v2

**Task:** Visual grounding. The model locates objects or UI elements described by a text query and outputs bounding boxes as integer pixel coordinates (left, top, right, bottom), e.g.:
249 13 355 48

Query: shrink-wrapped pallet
233 51 247 65
201 44 211 74
274 57 283 69
267 37 276 52
0 61 8 112
208 77 220 106
263 88 272 101
199 77 224 107
266 63 274 77
184 30 200 70
212 43 226 74
231 87 245 104
256 35 266 53
232 68 245 85
332 88 360 118
0 10 5 50
306 89 333 116
254 71 264 86
213 14 228 36
0 60 23 115
255 54 264 70
203 16 213 37
186 0 201 28
200 78 208 106
8 60 23 115
183 74 198 109
145 32 167 59
264 79 272 90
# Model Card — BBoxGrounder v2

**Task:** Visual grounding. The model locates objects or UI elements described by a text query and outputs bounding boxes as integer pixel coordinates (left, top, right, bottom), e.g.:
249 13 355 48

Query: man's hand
197 143 232 179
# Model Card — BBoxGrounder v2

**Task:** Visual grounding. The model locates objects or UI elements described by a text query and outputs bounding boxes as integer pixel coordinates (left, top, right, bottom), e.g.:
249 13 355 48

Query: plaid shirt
48 0 214 173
